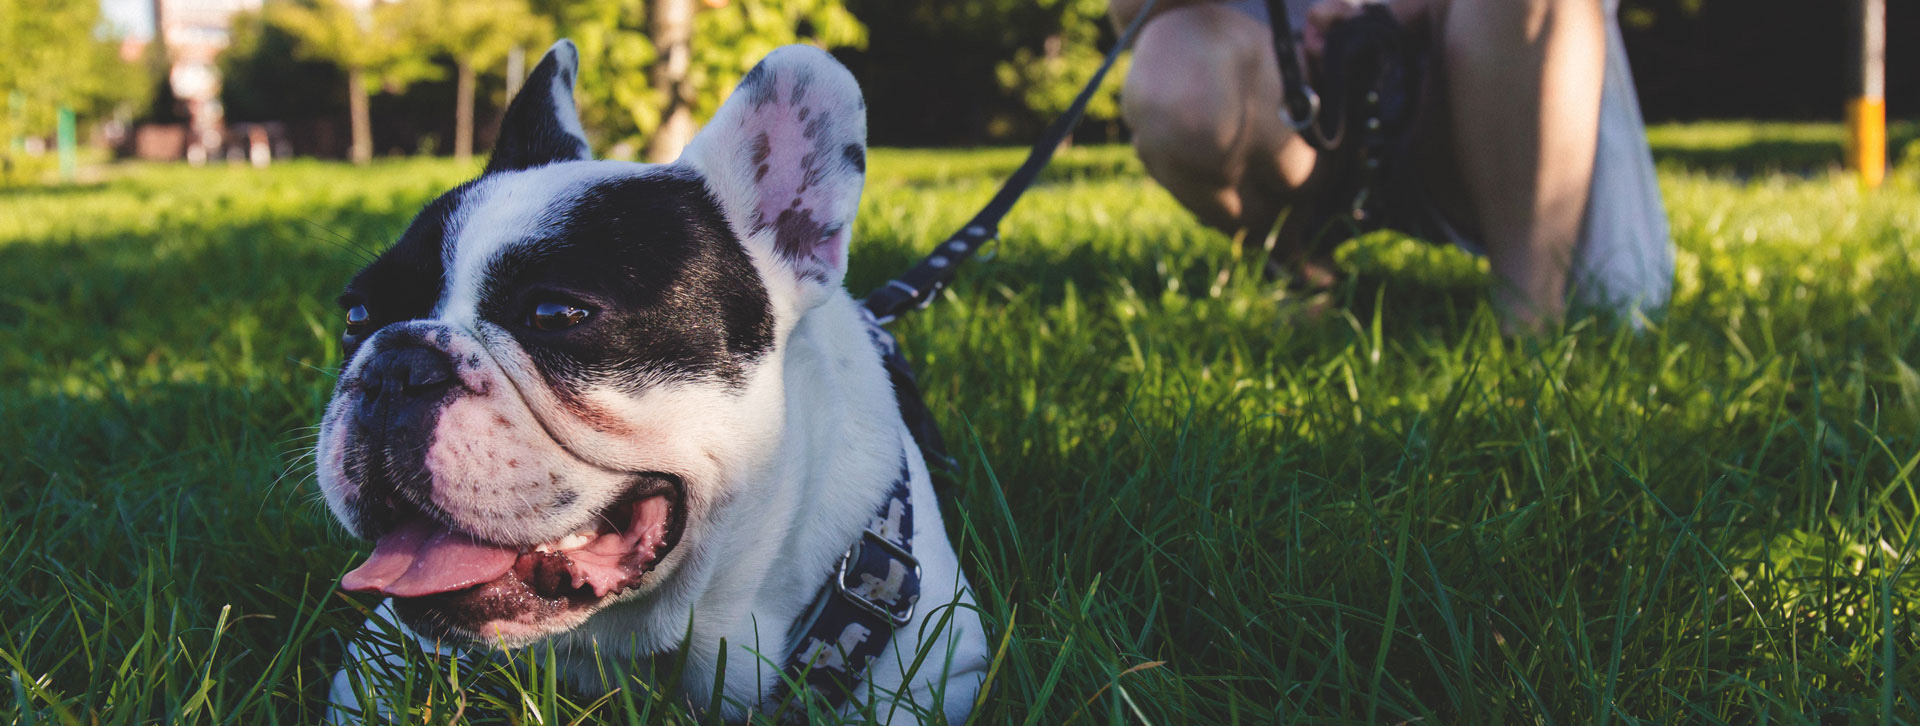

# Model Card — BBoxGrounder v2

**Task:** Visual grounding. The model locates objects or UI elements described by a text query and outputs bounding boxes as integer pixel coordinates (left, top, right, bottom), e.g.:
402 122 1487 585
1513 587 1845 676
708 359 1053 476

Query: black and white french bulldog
315 41 988 722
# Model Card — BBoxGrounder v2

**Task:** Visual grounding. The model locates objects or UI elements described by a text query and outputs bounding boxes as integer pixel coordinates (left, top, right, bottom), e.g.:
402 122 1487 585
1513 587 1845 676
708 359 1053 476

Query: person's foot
1268 254 1344 293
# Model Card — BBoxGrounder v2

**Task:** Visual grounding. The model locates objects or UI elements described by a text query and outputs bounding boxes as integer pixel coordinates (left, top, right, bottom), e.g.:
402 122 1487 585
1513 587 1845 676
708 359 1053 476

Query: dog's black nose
354 345 457 427
372 345 455 394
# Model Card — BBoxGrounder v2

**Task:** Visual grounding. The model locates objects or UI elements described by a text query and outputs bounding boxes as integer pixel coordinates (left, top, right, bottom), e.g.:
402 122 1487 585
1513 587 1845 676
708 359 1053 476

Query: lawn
3 123 1919 724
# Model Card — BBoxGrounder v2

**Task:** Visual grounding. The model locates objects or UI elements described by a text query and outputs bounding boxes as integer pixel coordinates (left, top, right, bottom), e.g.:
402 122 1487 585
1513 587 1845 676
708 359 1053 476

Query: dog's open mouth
338 477 685 607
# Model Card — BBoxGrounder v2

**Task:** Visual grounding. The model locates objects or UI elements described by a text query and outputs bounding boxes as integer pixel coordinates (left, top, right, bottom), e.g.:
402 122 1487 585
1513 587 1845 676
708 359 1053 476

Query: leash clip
1282 86 1321 133
834 529 920 627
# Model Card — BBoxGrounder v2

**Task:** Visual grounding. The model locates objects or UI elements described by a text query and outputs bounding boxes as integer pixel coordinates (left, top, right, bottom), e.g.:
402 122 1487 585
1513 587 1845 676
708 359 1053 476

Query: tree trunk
505 46 526 102
645 0 696 163
348 68 372 164
455 59 476 163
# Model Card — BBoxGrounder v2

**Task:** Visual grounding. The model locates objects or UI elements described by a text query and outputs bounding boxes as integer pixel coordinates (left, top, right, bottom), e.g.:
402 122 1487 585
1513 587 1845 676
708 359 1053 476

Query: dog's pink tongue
340 518 518 598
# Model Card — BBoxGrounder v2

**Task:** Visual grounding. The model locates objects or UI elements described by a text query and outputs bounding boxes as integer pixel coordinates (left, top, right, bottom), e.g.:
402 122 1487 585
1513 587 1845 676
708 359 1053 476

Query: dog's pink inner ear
749 128 862 274
691 48 867 284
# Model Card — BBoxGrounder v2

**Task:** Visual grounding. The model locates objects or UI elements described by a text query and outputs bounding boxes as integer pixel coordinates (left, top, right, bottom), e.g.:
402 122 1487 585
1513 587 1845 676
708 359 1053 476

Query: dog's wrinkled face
314 41 867 646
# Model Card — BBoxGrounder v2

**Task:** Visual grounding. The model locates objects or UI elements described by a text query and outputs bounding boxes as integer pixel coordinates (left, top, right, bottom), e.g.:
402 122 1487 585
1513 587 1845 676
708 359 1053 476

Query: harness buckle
870 279 921 324
915 280 944 310
834 529 920 627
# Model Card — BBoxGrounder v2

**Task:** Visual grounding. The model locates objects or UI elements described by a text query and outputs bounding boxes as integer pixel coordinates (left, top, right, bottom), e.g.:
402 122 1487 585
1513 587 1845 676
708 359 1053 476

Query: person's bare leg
1437 0 1605 331
1120 4 1319 272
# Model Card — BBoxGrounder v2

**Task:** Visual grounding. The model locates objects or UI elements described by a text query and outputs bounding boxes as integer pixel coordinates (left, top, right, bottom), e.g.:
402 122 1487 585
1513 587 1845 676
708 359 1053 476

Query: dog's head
313 41 867 646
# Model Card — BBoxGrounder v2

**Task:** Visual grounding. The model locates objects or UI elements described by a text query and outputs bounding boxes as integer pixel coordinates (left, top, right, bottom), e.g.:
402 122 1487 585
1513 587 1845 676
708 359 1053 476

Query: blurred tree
220 8 347 123
139 30 188 126
533 0 863 159
268 0 438 163
993 0 1125 138
651 0 865 160
533 0 655 154
0 0 148 136
1617 0 1915 120
646 0 695 162
399 0 552 162
842 0 1117 145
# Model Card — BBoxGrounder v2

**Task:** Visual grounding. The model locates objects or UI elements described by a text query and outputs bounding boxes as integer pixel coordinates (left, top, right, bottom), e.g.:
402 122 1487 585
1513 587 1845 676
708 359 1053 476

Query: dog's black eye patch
336 183 467 359
478 173 773 392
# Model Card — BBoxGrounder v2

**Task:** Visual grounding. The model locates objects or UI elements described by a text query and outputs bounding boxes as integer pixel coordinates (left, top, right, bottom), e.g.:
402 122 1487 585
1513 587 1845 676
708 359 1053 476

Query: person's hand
1301 0 1428 60
1302 0 1367 61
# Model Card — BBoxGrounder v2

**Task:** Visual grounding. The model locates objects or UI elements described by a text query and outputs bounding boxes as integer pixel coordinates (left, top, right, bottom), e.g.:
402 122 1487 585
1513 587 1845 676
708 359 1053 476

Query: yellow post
1849 0 1886 188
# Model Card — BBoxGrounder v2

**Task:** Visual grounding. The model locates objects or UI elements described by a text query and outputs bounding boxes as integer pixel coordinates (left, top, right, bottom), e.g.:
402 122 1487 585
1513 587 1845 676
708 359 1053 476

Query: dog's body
316 42 987 722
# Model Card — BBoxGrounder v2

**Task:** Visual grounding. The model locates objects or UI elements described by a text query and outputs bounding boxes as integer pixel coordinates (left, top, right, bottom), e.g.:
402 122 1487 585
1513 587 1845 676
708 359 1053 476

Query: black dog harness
765 0 1167 716
764 317 931 717
770 453 920 716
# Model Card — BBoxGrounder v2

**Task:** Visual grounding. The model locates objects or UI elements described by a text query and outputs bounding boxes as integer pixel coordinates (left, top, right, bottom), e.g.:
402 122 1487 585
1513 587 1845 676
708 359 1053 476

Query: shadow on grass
0 180 114 199
1 195 390 726
1 378 359 723
1647 121 1920 176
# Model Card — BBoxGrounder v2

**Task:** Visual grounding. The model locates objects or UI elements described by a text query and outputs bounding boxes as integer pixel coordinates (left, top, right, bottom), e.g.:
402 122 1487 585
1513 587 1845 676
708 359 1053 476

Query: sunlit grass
3 125 1918 723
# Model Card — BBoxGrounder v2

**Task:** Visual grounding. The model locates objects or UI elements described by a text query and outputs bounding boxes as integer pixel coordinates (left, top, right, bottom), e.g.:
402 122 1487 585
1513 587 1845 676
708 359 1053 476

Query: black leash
1267 0 1333 149
860 0 1158 326
859 0 1158 476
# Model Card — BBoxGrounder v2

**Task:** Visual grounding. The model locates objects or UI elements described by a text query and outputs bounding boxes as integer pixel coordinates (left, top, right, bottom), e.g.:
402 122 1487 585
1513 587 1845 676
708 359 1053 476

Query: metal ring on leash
1282 86 1322 134
974 232 1000 263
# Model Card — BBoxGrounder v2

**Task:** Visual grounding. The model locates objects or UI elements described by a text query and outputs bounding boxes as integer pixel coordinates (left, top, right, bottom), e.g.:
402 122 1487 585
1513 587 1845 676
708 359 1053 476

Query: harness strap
862 307 956 473
769 456 919 718
761 314 936 718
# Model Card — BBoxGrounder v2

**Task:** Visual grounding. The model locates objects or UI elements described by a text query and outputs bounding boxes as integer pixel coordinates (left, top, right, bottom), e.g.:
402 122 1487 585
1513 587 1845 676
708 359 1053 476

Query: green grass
1644 120 1920 177
4 125 1919 724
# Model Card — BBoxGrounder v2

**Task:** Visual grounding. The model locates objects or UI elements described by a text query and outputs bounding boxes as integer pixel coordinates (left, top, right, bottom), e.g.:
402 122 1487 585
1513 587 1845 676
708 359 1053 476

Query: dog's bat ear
680 46 867 293
486 40 591 174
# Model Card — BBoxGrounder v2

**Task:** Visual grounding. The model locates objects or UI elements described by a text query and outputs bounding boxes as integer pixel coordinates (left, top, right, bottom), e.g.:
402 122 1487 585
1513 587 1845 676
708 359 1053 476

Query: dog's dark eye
529 301 591 331
345 304 372 334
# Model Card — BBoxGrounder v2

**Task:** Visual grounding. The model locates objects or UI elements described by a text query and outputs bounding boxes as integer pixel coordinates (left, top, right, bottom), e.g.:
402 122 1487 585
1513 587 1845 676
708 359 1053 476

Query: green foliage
518 0 871 150
219 9 349 123
993 0 1126 121
0 0 147 145
534 0 656 147
845 0 1129 144
3 126 1919 722
400 0 552 69
533 0 864 151
682 0 867 127
267 0 438 89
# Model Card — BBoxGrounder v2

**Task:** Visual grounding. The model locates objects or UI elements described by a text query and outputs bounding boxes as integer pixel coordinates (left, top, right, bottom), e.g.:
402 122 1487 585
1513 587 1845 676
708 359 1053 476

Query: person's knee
1442 0 1600 53
1442 0 1554 28
1125 85 1239 175
1122 8 1265 178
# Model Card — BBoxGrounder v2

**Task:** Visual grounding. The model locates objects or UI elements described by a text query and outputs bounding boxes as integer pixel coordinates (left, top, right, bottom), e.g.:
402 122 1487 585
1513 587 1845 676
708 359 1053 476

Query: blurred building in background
162 0 260 159
119 0 268 161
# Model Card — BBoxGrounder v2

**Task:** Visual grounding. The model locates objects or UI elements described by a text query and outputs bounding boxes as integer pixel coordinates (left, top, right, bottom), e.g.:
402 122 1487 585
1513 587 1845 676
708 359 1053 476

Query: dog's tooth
558 533 593 551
